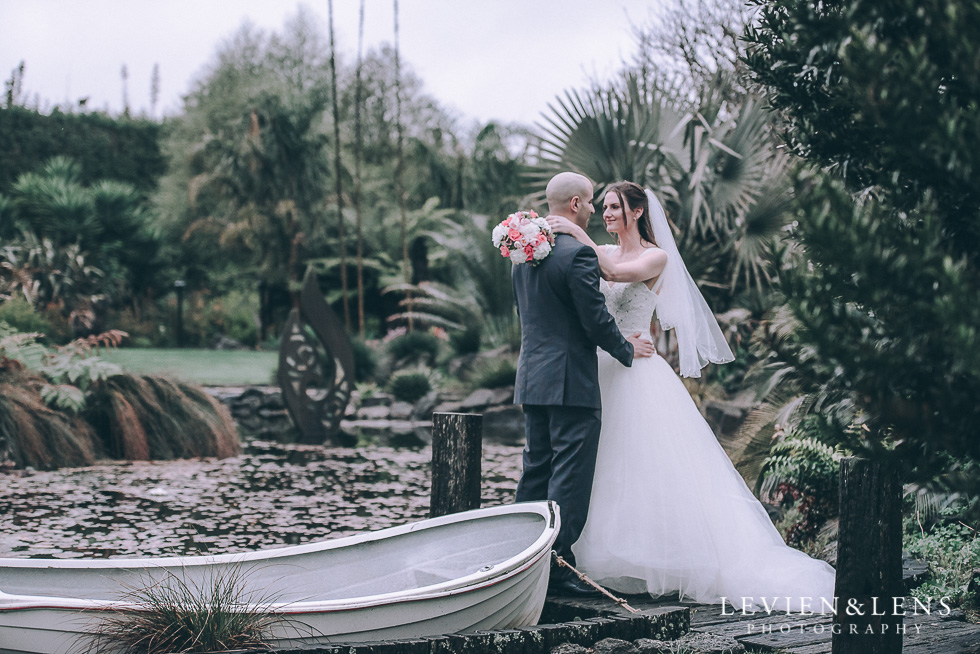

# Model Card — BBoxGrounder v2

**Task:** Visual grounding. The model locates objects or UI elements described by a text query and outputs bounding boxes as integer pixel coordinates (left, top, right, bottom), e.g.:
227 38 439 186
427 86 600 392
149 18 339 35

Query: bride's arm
546 215 667 284
545 215 612 276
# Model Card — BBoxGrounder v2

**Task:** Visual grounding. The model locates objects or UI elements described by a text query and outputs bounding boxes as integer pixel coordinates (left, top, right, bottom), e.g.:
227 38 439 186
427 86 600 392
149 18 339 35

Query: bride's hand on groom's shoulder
546 215 576 235
626 333 656 358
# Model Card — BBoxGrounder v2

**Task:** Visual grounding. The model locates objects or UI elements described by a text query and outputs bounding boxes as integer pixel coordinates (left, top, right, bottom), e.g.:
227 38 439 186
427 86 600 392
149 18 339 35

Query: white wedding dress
572 277 837 612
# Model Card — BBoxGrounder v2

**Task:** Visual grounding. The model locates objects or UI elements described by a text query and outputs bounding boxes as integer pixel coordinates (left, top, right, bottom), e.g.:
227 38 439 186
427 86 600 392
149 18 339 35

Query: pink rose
508 228 522 241
529 210 538 218
524 244 534 257
536 234 547 244
500 245 510 257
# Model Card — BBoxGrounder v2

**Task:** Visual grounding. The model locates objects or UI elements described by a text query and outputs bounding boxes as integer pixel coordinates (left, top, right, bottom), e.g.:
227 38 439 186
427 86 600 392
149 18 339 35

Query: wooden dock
547 594 980 653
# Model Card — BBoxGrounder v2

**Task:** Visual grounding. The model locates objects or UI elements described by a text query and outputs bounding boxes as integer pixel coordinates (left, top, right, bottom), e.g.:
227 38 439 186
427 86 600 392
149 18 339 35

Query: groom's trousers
516 404 602 568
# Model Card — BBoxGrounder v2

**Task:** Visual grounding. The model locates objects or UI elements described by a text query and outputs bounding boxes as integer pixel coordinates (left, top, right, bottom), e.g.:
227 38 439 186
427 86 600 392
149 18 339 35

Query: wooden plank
701 613 832 639
785 643 833 654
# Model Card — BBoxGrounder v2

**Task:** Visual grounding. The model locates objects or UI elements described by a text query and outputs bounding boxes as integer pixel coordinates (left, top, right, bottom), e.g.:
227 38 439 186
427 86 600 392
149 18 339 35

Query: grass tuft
78 565 292 654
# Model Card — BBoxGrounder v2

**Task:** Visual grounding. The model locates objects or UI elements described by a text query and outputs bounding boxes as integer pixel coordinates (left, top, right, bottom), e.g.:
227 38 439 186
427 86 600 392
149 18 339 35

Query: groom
512 172 654 596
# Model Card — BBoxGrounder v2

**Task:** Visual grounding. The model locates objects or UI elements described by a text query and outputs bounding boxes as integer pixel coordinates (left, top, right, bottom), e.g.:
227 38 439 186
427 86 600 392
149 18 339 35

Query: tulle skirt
572 351 836 612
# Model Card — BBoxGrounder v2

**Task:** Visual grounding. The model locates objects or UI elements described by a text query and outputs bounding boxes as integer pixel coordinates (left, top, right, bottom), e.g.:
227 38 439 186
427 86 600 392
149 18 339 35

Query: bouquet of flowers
491 210 555 266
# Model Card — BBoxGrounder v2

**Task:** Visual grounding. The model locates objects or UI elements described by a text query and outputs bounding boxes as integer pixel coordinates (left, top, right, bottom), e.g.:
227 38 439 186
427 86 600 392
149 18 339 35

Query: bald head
546 172 594 226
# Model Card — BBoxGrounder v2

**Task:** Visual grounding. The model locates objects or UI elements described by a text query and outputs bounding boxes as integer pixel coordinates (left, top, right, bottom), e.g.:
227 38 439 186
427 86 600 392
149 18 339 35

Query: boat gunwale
0 502 559 614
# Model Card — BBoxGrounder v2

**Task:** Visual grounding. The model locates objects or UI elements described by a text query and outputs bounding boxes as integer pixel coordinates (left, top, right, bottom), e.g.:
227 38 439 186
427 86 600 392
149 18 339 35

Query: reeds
77 565 287 654
87 374 240 461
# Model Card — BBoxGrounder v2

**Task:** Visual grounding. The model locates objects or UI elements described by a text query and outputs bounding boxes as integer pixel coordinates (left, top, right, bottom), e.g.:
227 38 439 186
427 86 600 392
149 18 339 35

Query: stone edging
226 602 689 654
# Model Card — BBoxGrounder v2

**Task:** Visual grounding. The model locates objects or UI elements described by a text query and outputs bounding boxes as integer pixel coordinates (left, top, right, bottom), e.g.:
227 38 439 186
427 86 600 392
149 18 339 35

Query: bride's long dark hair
607 181 658 247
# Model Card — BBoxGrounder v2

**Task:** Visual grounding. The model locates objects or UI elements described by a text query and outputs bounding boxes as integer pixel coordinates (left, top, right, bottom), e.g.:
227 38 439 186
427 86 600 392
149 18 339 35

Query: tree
744 1 980 651
185 91 330 298
744 0 980 506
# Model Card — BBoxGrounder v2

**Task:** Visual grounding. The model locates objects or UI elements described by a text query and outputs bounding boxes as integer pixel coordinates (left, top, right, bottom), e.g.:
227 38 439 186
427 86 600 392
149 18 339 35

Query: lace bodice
600 280 658 338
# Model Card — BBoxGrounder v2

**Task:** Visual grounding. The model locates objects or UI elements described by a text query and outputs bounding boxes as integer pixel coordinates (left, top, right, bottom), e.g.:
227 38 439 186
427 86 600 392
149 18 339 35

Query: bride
546 181 836 612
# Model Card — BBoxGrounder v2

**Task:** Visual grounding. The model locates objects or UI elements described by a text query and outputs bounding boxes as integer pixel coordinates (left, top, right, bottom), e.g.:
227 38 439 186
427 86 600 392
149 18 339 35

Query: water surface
0 441 523 559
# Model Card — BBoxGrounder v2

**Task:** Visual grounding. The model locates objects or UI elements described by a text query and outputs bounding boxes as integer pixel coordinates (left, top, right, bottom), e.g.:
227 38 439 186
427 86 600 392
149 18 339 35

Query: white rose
510 249 527 264
491 224 507 246
519 223 539 239
533 241 552 260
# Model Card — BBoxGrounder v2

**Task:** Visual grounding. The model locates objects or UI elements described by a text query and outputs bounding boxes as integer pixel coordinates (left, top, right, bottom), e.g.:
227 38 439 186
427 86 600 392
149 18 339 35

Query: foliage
0 156 163 314
79 566 288 654
0 323 239 469
0 296 53 336
0 105 165 194
424 212 519 349
386 370 432 403
904 504 980 610
385 330 441 365
533 71 791 307
450 324 481 356
744 0 980 495
760 419 846 546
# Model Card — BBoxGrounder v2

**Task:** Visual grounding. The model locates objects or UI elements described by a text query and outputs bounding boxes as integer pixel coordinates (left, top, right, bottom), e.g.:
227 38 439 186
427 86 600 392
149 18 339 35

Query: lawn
102 348 278 386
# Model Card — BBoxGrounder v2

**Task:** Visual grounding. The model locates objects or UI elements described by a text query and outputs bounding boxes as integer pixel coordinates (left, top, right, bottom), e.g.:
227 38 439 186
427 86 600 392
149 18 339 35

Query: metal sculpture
277 268 355 444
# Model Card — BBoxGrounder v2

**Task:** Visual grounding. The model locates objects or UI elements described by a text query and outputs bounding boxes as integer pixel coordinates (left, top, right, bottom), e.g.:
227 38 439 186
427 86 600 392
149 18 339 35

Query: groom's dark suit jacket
512 234 634 407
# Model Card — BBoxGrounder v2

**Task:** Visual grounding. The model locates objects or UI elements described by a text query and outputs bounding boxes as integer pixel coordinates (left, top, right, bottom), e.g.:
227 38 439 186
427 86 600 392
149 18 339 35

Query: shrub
469 358 517 389
450 324 482 355
350 338 378 382
387 371 432 403
904 505 980 610
386 331 441 363
85 374 240 461
0 297 71 342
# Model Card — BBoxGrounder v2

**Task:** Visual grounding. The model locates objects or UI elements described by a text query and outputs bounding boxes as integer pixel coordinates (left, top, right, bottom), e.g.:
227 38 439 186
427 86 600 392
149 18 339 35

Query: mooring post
430 412 482 518
832 456 903 654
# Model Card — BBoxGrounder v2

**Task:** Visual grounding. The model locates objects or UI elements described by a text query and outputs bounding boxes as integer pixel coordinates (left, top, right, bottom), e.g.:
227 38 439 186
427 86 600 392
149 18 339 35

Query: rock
356 405 390 421
210 334 244 350
459 388 499 410
447 352 479 378
593 637 634 654
359 392 393 408
483 405 525 445
550 644 590 654
433 400 464 414
488 386 515 405
632 638 673 654
672 632 745 653
388 401 414 420
411 390 441 420
942 609 967 622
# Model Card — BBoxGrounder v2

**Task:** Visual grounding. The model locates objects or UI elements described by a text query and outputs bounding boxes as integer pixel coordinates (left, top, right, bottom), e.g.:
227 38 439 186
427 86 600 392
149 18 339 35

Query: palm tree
185 91 330 300
533 73 789 305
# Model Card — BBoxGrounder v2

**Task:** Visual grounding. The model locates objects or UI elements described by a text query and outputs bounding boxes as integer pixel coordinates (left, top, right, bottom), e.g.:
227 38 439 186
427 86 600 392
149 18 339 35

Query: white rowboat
0 501 559 654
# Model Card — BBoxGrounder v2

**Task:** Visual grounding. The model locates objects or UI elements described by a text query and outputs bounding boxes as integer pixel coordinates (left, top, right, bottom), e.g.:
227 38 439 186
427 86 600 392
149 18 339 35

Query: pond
0 441 524 559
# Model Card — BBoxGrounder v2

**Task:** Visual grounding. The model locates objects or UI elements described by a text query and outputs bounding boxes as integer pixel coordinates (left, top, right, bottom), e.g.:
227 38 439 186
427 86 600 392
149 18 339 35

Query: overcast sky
0 0 659 128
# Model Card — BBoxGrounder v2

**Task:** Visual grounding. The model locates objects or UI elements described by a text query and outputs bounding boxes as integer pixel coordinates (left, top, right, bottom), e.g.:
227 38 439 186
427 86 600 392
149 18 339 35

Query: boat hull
0 502 558 654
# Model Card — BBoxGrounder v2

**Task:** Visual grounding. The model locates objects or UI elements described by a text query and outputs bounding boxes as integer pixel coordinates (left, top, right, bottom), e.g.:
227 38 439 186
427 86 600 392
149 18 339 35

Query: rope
552 552 640 614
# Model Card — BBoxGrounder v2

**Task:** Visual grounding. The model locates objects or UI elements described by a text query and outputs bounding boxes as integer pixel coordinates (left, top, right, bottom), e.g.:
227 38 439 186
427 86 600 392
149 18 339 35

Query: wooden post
832 457 904 654
430 412 482 518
